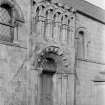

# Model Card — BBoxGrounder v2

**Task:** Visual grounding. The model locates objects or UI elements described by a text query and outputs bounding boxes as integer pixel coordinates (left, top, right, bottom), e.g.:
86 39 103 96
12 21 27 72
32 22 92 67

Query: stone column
61 14 69 44
53 12 62 42
45 8 54 41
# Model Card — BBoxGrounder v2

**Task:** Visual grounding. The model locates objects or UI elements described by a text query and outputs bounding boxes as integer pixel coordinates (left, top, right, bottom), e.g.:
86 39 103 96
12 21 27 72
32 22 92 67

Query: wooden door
40 73 53 105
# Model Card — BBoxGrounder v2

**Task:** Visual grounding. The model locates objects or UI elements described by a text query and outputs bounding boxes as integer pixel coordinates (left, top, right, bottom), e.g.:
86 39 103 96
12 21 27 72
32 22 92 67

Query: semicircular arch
0 0 24 22
37 46 69 73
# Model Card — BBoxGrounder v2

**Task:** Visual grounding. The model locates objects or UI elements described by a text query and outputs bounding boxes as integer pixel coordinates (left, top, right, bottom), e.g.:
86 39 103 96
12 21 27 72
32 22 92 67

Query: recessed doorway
39 56 57 105
40 72 53 105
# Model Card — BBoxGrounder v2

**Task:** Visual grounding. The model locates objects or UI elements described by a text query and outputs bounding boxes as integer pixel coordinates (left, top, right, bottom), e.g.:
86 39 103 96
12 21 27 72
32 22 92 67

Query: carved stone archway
36 46 69 73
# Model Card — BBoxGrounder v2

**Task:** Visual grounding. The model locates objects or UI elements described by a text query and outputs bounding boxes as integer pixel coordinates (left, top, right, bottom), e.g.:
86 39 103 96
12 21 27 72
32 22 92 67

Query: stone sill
0 40 27 49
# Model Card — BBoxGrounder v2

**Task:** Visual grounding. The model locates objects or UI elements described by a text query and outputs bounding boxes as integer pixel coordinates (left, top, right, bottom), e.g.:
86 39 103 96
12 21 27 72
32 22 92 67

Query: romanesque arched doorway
39 54 57 105
35 46 73 105
40 72 53 105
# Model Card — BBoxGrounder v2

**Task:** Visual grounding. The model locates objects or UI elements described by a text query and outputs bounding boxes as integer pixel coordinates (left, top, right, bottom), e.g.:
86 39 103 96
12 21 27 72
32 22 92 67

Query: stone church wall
0 0 75 105
0 0 30 104
76 13 105 105
0 0 105 105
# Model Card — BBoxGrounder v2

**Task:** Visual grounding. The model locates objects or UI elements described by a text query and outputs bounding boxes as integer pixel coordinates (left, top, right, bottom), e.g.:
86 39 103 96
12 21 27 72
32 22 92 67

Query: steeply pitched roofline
60 0 105 24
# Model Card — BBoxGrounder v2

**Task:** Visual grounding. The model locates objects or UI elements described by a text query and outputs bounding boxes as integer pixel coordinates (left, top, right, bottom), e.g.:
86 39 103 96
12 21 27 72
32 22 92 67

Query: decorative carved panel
32 0 75 45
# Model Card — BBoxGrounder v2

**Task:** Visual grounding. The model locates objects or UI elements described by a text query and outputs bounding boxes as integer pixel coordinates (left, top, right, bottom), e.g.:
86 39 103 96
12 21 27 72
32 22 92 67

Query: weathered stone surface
75 13 105 105
0 0 105 105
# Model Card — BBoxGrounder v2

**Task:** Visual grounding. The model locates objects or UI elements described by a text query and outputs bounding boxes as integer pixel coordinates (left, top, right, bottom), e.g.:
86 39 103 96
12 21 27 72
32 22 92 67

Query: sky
85 0 105 10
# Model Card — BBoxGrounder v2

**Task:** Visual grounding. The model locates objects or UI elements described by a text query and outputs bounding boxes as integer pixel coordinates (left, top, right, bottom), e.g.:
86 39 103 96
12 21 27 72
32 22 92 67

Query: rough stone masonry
0 0 105 105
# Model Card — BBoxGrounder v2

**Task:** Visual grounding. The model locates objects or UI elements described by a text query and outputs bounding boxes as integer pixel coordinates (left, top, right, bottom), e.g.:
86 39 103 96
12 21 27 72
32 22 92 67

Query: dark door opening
39 55 57 105
40 73 53 105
